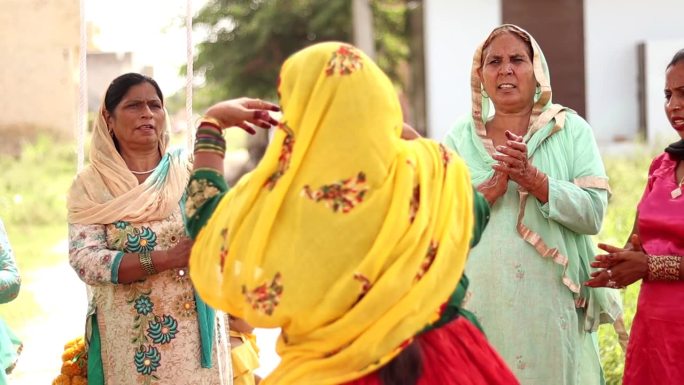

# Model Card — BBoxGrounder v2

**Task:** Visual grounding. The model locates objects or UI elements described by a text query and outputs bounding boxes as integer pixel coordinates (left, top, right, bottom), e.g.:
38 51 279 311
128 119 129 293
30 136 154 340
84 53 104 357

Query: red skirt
345 317 519 385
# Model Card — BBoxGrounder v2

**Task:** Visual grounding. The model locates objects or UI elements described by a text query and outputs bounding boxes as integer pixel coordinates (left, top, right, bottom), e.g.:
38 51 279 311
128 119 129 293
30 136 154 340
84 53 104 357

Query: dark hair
481 25 534 64
377 341 423 385
104 73 163 114
667 49 684 70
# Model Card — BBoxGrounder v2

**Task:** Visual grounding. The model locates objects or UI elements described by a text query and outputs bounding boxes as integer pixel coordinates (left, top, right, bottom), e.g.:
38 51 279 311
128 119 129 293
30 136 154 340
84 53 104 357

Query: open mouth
138 124 155 130
497 83 516 90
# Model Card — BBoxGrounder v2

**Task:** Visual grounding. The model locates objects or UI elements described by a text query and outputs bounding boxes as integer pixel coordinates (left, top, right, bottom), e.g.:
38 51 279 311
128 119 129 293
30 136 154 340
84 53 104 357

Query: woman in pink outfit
586 48 684 384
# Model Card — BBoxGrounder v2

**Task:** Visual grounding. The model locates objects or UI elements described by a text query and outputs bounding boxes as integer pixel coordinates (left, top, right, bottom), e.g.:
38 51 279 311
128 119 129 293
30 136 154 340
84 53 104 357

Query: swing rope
185 0 194 150
77 0 87 172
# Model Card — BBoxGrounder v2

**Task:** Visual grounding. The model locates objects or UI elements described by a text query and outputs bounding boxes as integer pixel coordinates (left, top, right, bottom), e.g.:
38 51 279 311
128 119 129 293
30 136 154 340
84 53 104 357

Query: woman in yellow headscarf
185 42 518 385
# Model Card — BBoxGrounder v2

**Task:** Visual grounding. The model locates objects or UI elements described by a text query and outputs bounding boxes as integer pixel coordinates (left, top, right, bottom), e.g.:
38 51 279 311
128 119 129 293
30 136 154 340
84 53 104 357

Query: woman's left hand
205 97 280 134
491 131 546 192
585 242 649 288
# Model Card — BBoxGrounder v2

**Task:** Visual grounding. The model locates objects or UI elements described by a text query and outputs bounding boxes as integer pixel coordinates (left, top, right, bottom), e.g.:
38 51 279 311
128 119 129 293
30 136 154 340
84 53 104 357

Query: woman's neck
120 146 162 176
487 108 533 137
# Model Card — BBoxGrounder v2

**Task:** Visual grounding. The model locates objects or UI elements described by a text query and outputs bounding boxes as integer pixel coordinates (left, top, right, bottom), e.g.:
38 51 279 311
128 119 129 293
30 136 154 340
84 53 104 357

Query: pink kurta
624 152 684 384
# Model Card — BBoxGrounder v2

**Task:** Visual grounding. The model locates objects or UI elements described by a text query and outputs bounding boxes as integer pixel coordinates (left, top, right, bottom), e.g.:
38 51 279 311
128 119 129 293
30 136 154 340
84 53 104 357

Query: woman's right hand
204 98 280 134
165 237 194 269
477 170 509 205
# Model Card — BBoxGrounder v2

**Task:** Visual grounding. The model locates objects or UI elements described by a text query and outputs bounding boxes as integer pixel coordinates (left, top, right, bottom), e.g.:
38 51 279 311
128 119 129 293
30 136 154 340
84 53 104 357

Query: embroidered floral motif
175 293 196 318
185 179 221 218
158 222 185 249
242 272 284 316
353 273 372 303
147 315 179 344
439 144 453 169
302 172 369 213
414 241 438 282
409 185 420 223
264 123 295 190
515 355 527 370
325 44 363 76
125 227 157 253
115 221 130 230
173 268 189 283
134 345 161 376
107 221 136 251
134 295 154 316
514 263 525 280
219 228 229 272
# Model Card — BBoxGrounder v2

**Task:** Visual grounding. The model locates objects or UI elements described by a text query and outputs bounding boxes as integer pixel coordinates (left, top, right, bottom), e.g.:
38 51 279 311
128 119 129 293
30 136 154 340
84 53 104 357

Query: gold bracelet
199 116 224 131
139 251 157 276
647 255 681 281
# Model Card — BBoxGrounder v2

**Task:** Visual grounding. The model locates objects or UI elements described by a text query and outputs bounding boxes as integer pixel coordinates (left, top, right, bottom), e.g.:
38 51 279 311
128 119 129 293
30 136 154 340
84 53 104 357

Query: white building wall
643 39 684 144
423 0 501 140
584 0 684 143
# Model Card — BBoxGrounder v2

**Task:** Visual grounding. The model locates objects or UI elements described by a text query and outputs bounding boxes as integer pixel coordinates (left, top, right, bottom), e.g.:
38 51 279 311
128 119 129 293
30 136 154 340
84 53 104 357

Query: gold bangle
647 255 681 281
199 116 224 130
139 251 157 276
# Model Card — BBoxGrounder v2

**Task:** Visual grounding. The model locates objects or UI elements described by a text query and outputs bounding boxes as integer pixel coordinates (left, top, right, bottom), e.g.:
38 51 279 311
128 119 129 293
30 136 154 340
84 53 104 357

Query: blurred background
0 0 682 383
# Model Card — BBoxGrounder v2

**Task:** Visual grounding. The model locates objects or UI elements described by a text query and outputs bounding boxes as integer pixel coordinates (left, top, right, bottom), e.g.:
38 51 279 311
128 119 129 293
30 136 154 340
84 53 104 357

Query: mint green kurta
445 112 622 385
0 219 21 385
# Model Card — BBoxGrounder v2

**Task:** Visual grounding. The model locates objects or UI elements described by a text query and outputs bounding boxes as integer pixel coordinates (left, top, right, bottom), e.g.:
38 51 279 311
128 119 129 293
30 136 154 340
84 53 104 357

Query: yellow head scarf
190 42 474 384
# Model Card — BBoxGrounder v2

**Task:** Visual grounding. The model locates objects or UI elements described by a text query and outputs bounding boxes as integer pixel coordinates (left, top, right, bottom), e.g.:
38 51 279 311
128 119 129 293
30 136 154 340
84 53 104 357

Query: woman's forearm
116 250 176 284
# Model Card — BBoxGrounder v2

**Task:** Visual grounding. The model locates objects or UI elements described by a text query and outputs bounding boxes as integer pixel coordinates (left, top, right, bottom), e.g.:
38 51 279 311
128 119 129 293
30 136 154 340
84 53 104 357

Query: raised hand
204 98 280 134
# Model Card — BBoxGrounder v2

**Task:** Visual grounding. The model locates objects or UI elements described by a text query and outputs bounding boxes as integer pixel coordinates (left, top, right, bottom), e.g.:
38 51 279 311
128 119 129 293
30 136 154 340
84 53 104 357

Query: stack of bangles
195 116 226 158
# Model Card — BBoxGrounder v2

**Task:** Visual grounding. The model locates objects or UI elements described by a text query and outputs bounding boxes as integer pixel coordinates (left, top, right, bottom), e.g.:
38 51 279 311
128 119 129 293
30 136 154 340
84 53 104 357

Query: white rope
77 0 87 171
185 0 194 150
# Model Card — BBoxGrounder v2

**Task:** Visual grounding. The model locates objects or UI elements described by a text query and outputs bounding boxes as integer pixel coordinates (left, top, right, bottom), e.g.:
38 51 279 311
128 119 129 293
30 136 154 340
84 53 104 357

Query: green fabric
109 251 124 284
87 314 104 385
184 169 229 239
0 318 20 383
182 168 229 368
444 105 620 385
0 219 20 305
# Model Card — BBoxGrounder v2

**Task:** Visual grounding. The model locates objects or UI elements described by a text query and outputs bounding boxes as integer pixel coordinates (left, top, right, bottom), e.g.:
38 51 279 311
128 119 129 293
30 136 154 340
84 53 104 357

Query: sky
86 0 209 95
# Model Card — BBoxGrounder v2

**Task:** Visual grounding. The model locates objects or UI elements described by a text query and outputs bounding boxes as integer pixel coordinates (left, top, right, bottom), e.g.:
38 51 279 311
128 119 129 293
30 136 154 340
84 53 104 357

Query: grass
0 134 665 383
0 135 76 331
595 146 661 385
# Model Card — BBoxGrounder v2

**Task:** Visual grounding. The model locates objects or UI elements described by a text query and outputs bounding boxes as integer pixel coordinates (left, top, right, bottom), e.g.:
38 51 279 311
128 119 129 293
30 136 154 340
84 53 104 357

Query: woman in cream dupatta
444 25 625 384
67 73 231 384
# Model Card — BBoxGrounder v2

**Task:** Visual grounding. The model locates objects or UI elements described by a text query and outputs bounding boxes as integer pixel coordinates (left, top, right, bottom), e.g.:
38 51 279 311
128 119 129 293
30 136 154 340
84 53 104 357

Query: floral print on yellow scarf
190 42 474 384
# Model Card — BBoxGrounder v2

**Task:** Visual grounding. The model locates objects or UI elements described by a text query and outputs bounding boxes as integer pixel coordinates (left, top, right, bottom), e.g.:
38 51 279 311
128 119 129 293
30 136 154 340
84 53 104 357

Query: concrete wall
0 0 79 136
87 52 135 111
584 0 684 143
423 0 501 140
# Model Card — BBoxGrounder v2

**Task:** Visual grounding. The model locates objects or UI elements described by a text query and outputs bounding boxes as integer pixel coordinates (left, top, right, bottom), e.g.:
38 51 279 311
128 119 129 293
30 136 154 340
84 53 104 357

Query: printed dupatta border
469 25 614 305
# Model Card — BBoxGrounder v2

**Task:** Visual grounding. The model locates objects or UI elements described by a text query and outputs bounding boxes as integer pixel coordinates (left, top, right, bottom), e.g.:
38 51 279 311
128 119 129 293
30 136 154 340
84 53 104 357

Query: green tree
192 0 410 104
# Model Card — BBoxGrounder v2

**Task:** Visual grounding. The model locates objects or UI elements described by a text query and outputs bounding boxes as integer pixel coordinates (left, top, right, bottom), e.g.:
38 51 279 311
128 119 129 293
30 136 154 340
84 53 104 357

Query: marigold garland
52 336 88 385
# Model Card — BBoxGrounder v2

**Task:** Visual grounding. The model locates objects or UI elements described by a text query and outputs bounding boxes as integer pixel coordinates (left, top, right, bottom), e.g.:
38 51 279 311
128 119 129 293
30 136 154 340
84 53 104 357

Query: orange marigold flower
52 373 71 385
61 361 81 377
63 337 82 350
72 375 87 385
62 346 77 362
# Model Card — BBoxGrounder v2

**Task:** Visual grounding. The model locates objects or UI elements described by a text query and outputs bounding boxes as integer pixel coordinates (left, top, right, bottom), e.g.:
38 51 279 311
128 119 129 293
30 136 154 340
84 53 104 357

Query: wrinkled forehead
482 30 534 61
